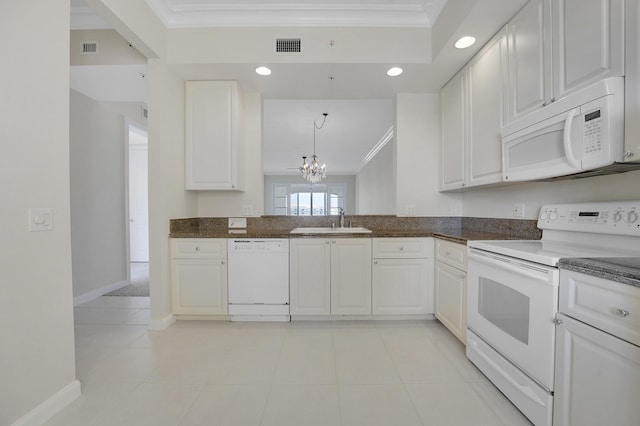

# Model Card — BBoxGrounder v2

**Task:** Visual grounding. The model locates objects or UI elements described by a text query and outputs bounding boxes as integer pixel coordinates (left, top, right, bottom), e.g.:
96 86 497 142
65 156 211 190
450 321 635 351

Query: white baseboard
148 313 176 330
11 380 81 426
73 280 128 306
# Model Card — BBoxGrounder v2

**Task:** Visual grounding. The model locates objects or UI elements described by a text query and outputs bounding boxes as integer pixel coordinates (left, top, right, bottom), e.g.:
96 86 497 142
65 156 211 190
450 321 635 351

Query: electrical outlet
242 205 253 216
513 203 525 218
406 205 416 216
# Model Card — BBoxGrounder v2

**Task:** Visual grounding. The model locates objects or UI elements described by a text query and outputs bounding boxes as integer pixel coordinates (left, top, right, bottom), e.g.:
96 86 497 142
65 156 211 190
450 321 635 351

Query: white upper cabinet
439 70 467 191
506 0 552 123
507 0 624 123
440 29 507 191
185 81 244 191
467 30 508 187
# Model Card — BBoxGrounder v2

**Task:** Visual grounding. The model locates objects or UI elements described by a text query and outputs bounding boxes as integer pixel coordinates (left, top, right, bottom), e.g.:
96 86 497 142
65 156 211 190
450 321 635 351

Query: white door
552 0 624 100
553 313 640 426
128 124 149 262
330 238 372 315
439 69 467 190
506 0 552 122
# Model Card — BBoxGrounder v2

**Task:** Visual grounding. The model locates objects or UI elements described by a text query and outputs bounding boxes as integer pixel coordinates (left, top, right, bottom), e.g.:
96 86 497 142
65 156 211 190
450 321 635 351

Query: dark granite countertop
559 257 640 288
169 227 533 244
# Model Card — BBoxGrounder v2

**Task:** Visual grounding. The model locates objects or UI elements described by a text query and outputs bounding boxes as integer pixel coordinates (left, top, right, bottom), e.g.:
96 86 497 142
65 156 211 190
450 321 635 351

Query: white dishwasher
227 239 290 321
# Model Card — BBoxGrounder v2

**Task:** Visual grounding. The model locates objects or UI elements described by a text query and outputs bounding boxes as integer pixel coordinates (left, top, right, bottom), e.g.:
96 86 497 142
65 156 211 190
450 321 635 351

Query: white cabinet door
372 258 432 315
553 313 640 426
185 80 244 191
506 0 553 123
172 258 228 315
289 238 331 316
507 0 624 123
439 70 466 191
552 0 624 100
435 261 467 343
467 28 508 187
330 238 372 315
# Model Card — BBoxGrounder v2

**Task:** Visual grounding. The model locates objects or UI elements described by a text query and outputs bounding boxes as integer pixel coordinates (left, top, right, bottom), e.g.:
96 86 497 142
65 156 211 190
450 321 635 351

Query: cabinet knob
195 247 200 251
399 247 404 251
374 260 378 264
221 260 225 265
553 318 563 325
616 308 630 318
332 240 336 244
326 240 330 244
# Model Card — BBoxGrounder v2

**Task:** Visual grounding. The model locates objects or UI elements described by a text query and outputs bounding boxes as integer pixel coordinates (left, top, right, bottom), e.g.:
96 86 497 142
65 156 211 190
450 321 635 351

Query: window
272 183 346 216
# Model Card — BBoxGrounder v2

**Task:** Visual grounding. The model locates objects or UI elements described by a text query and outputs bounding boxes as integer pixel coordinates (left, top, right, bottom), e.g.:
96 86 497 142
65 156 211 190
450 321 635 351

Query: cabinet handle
616 308 630 318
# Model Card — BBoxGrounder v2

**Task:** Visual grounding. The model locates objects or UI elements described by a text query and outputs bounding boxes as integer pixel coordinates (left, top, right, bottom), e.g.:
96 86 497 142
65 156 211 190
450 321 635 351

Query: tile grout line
375 323 427 426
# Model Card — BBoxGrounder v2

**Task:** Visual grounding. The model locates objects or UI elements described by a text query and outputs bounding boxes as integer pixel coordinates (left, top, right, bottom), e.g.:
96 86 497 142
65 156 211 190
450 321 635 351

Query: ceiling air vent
275 38 301 53
80 41 99 55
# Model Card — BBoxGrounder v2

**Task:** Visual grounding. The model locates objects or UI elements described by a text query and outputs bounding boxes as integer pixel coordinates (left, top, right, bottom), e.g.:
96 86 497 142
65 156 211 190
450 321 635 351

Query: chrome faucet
339 207 345 228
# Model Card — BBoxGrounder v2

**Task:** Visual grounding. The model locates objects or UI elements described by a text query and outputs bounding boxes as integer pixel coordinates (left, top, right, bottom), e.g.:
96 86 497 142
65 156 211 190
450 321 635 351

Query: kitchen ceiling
144 0 449 28
70 0 527 176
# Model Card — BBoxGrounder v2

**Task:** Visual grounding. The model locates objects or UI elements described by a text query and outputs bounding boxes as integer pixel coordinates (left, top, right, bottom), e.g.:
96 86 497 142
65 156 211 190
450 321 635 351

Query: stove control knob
627 211 638 224
613 212 623 223
540 212 549 220
549 212 559 221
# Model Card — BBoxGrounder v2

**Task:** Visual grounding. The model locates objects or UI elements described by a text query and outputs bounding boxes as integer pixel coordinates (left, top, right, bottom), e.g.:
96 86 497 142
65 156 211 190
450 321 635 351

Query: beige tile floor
48 297 532 426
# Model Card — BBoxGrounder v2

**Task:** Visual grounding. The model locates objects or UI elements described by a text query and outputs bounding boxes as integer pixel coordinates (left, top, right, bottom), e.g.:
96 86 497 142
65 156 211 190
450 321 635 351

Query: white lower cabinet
372 238 434 315
434 239 467 343
171 239 228 316
290 238 372 316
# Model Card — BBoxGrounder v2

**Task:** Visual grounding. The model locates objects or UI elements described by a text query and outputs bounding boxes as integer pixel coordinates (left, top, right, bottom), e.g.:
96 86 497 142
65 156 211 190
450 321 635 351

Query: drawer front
372 237 431 258
560 270 640 347
435 239 467 271
171 238 226 259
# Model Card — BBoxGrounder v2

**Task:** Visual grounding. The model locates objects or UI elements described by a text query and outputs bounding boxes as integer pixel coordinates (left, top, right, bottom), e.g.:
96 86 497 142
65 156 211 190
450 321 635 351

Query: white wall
355 139 396 214
0 0 79 424
147 58 198 329
70 29 147 65
396 93 462 216
462 171 640 219
197 91 265 216
69 90 128 300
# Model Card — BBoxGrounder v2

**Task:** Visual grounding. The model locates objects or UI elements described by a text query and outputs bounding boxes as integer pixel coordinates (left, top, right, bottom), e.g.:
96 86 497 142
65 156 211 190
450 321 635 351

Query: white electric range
466 200 640 426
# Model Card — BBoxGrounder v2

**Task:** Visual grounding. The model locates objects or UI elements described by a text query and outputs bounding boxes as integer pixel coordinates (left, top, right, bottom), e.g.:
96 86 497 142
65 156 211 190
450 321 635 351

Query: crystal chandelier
300 113 328 183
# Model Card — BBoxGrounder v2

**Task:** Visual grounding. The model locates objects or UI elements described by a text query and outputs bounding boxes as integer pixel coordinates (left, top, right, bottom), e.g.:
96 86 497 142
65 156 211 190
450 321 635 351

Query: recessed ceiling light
387 67 403 77
255 66 272 76
455 36 476 49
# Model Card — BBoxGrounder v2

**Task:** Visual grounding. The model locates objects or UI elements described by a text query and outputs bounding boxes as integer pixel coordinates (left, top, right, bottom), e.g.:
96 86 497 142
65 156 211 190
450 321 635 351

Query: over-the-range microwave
502 77 640 182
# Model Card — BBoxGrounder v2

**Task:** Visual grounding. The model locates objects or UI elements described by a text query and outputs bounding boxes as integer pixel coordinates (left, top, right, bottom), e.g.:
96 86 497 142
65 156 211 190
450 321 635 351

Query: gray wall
69 89 128 300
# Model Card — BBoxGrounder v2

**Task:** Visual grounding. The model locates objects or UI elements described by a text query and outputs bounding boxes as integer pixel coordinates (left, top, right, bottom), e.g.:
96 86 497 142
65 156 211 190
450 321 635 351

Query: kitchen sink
290 226 372 234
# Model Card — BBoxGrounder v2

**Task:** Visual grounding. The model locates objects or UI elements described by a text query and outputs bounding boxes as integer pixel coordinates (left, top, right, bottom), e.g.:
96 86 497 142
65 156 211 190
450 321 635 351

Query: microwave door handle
563 108 580 169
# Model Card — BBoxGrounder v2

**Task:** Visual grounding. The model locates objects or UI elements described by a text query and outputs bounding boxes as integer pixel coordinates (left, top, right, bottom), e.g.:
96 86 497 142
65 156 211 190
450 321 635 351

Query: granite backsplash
170 215 542 240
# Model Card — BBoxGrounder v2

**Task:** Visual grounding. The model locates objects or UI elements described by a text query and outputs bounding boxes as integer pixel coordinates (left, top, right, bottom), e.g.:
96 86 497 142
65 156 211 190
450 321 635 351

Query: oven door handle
469 249 554 281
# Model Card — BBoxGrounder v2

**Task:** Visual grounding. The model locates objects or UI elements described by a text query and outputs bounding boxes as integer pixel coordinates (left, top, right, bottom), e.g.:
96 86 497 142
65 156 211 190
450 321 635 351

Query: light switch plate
228 217 247 228
29 208 53 231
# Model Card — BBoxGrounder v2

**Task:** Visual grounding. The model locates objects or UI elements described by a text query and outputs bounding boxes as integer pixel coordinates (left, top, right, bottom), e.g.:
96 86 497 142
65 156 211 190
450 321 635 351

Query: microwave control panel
538 201 640 235
583 109 603 154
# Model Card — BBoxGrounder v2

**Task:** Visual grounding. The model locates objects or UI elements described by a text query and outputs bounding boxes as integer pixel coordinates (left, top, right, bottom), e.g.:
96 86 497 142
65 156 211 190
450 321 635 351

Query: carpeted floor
105 263 150 297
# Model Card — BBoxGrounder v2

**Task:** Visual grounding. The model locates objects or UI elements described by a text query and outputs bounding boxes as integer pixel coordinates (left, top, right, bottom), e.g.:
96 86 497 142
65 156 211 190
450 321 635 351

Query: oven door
467 248 559 391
